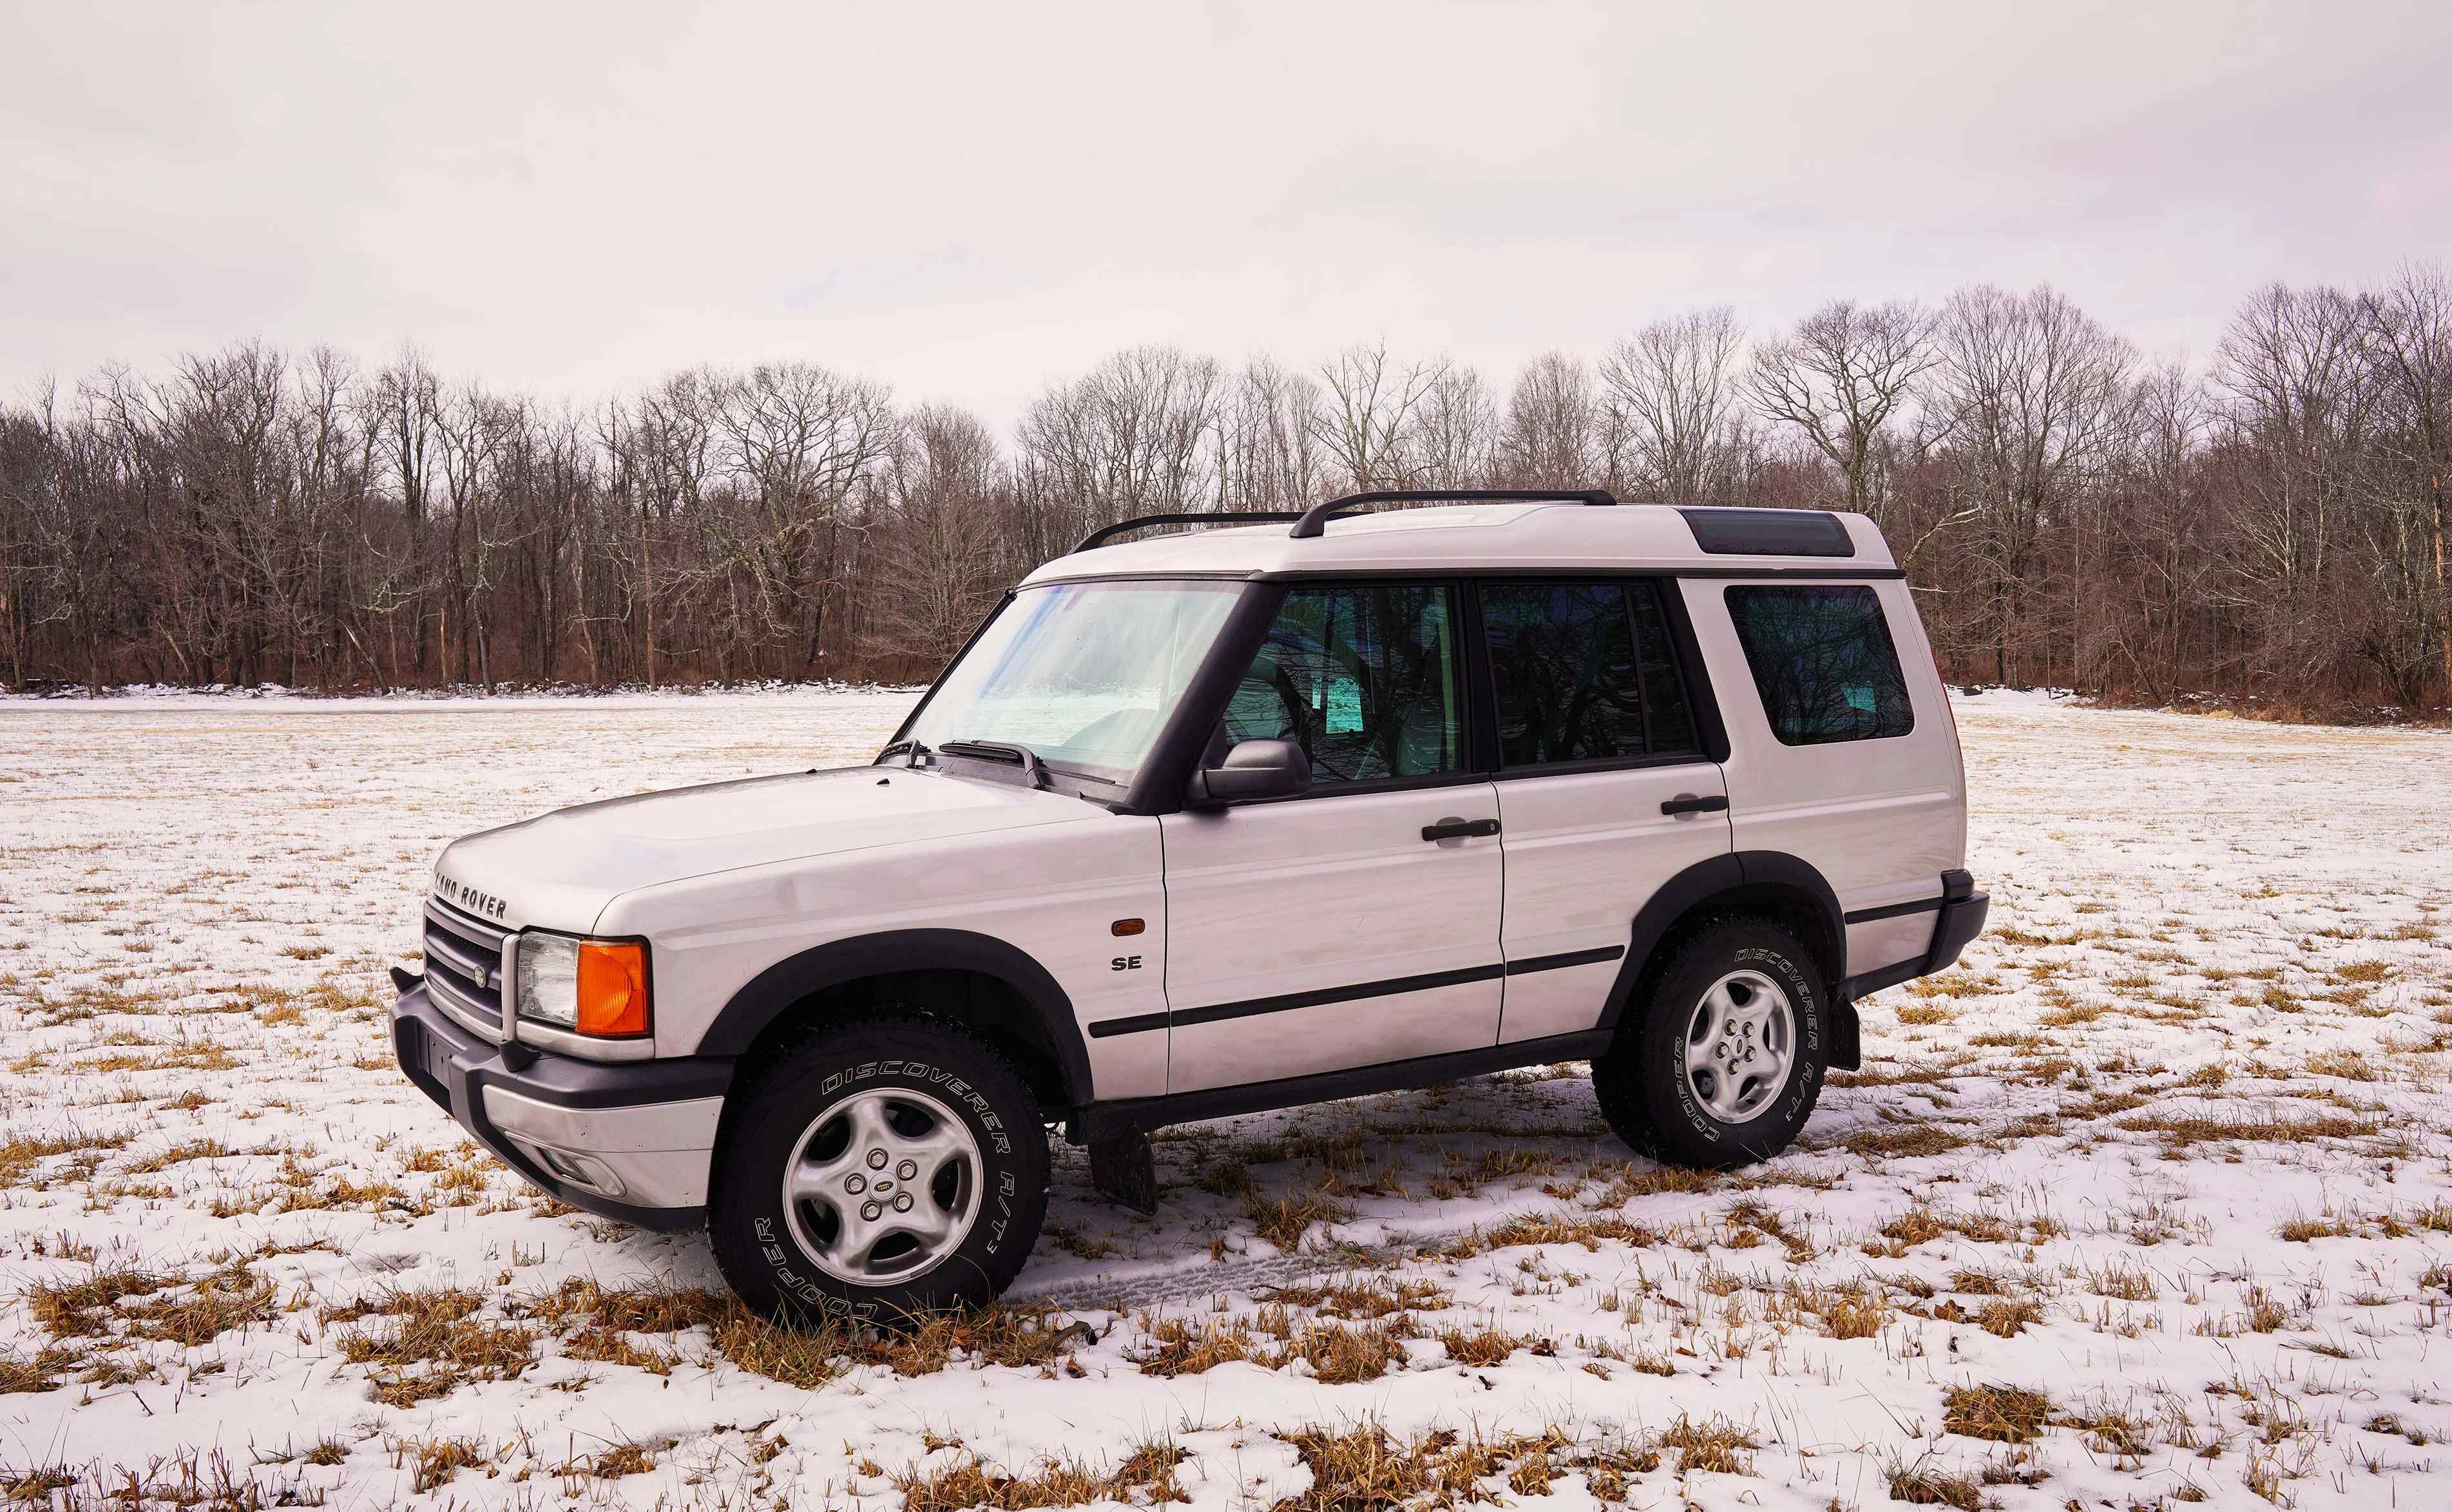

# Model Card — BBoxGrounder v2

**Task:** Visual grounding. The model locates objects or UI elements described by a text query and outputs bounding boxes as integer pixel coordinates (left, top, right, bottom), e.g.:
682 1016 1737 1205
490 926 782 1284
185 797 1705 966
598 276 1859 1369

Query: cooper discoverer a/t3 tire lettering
711 1019 1049 1323
1591 917 1828 1169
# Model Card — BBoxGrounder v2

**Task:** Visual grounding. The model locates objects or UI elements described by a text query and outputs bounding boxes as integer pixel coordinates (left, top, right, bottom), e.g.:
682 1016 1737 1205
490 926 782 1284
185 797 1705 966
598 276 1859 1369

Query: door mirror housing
1188 738 1310 807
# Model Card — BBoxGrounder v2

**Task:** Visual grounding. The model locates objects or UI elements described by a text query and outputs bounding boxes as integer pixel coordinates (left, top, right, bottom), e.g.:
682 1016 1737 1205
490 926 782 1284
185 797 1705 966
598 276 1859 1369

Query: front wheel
710 1019 1049 1323
1591 917 1828 1168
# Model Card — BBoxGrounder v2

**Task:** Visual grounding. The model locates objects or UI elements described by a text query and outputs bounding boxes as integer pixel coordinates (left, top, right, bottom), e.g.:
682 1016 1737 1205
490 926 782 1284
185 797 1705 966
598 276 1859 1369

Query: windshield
901 580 1243 789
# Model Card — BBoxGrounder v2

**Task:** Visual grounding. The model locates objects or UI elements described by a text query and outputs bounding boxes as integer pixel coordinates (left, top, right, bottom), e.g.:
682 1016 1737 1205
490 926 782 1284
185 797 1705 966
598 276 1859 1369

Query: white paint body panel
1492 761 1731 1043
591 779 1172 1095
1679 576 1966 979
1156 786 1504 1093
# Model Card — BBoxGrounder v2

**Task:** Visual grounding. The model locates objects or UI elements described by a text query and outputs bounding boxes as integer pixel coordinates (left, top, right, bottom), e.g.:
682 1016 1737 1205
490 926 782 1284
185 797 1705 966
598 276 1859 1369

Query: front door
1159 581 1504 1094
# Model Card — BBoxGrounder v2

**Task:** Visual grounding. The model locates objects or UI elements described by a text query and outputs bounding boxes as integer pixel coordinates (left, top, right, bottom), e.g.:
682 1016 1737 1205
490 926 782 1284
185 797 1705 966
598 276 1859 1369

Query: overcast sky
5 1 2448 426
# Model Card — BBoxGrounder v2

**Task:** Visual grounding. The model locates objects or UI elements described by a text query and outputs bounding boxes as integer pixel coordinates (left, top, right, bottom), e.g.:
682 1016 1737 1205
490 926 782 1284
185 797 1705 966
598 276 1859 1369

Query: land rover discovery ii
390 490 1987 1320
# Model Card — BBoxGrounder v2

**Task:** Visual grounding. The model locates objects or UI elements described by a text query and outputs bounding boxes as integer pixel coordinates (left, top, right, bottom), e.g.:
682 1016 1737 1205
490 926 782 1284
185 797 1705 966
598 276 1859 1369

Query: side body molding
1596 849 1854 1065
694 929 1094 1107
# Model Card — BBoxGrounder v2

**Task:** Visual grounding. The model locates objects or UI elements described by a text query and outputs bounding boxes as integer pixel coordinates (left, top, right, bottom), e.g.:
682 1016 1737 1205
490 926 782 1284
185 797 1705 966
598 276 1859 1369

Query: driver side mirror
1188 738 1310 807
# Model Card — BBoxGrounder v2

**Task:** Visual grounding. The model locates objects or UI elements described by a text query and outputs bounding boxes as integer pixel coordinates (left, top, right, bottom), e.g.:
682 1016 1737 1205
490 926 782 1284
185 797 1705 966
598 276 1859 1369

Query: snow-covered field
3 689 2449 1511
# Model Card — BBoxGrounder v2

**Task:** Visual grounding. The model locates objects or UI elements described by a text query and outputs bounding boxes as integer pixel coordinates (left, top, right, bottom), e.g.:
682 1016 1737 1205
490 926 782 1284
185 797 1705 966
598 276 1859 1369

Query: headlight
516 933 580 1028
516 933 651 1038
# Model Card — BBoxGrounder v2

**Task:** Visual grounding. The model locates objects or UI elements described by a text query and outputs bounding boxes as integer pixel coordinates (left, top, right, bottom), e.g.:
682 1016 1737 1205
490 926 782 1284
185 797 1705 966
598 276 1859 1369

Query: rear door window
1724 584 1914 745
1477 580 1700 767
1223 583 1463 784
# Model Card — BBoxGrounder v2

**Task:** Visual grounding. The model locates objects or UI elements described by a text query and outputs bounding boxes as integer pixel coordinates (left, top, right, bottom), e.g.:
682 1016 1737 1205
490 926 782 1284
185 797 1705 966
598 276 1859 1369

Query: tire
710 1018 1049 1324
1591 916 1828 1169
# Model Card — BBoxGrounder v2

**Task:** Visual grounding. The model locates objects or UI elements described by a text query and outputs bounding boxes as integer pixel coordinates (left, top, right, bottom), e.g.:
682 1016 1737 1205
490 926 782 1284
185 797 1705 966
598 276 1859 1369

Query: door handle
1421 817 1501 842
1660 794 1729 816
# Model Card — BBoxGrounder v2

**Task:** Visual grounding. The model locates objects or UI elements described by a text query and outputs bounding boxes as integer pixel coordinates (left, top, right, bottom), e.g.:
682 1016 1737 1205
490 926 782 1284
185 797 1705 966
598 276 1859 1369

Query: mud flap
1088 1132 1158 1215
1828 999 1863 1071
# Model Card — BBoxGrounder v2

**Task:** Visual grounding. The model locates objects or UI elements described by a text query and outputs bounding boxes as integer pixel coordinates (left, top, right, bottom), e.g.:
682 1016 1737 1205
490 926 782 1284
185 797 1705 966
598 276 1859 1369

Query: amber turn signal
574 941 651 1038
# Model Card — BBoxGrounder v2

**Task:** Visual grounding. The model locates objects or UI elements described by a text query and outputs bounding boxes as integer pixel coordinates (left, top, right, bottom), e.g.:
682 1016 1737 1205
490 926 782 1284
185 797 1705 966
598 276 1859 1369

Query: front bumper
390 975 732 1230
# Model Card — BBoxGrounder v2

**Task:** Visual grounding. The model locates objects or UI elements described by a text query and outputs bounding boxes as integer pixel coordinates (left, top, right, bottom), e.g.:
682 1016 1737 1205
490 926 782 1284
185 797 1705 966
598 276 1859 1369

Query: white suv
390 490 1987 1321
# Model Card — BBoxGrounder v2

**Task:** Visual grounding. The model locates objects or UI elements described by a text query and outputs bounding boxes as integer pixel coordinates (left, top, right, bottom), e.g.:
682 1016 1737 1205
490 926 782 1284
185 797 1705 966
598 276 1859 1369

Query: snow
2 691 2448 1510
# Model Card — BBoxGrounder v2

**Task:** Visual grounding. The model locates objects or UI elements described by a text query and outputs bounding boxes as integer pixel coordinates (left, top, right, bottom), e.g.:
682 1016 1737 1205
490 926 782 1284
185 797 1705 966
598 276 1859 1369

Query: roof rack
1287 487 1615 540
1072 510 1305 553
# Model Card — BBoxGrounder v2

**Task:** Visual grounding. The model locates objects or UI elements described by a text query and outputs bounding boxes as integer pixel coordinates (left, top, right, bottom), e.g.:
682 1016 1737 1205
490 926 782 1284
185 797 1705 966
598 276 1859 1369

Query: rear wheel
711 1019 1048 1323
1591 917 1828 1169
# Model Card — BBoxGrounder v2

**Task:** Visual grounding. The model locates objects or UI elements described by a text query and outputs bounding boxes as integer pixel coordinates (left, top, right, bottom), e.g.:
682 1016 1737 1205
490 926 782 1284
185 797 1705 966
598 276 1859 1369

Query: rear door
1687 578 1962 981
1158 580 1504 1093
1479 579 1732 1044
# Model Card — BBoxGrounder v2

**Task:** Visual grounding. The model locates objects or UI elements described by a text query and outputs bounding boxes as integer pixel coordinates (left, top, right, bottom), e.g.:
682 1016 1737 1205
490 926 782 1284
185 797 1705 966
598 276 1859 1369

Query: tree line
3 266 2447 714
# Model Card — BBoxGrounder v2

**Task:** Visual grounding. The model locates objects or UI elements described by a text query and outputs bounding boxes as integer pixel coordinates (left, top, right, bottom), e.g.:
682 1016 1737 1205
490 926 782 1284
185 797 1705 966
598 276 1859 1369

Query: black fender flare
1598 850 1847 1033
694 929 1093 1106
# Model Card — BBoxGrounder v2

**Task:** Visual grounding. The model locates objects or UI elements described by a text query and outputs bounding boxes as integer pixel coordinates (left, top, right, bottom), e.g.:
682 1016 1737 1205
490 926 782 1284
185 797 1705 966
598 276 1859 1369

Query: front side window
903 580 1241 789
1725 584 1914 745
1223 583 1461 785
1479 579 1700 767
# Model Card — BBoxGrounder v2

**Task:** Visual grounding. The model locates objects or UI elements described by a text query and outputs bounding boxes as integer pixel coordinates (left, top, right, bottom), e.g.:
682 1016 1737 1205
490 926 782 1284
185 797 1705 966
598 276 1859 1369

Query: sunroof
1676 508 1855 558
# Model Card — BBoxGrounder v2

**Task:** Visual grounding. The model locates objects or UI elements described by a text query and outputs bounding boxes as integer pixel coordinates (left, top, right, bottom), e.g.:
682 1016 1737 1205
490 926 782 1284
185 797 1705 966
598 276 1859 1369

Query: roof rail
1072 510 1305 554
1287 487 1615 540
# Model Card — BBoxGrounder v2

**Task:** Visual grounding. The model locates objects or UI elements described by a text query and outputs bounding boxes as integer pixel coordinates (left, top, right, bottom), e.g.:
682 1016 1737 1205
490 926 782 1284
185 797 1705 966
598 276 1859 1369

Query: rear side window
1725 585 1914 745
1224 583 1462 783
1479 580 1700 767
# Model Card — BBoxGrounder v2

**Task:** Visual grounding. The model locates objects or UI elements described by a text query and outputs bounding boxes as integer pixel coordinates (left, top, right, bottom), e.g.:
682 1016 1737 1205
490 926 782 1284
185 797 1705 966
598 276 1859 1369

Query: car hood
430 766 1100 933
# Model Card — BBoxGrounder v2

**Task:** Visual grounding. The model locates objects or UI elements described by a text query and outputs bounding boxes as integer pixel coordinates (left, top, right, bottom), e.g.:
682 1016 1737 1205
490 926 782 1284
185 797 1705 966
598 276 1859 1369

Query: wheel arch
1598 850 1848 1035
695 929 1093 1114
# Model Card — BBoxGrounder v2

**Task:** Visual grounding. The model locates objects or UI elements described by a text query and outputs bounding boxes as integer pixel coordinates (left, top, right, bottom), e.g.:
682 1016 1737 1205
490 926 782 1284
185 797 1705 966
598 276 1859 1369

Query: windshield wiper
936 739 1053 790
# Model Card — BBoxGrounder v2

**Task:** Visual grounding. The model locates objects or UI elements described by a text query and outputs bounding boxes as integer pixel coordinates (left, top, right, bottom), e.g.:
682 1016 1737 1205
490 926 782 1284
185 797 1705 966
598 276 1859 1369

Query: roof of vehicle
1017 502 1897 586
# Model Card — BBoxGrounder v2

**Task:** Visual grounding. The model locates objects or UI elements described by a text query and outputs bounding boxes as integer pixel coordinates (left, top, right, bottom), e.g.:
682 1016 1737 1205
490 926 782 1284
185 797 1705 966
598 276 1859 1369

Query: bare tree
1313 341 1444 490
1601 307 1747 502
1017 347 1221 555
2361 262 2452 702
1746 300 1939 515
1933 284 2137 685
865 405 1004 677
4 276 2449 714
1498 352 1600 486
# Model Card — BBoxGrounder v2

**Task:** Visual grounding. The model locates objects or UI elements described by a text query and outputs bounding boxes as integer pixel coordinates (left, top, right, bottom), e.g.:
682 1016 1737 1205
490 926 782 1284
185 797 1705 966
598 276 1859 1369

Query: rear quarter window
1725 585 1914 745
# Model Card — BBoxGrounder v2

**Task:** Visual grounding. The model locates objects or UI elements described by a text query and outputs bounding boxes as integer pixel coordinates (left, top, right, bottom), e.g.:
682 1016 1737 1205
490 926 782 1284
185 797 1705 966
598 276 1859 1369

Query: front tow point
1088 1132 1158 1215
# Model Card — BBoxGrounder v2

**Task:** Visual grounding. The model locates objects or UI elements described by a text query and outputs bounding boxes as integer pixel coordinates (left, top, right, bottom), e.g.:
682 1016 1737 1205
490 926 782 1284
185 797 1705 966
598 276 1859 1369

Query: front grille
423 898 508 1038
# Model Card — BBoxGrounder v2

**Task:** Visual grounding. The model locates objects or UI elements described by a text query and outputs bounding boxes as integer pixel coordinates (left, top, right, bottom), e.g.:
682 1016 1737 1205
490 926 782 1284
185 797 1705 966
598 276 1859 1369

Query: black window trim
1722 581 1918 748
1471 573 1720 778
1101 570 1745 814
1202 575 1484 806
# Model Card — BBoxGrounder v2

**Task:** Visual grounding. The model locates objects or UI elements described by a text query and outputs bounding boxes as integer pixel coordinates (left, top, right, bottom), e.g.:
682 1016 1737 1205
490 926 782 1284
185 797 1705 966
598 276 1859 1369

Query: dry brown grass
0 1129 132 1187
1258 1276 1449 1319
1887 1456 1987 1509
1269 1424 1636 1512
26 1267 173 1337
1437 1211 1660 1258
1841 1124 1969 1160
1656 1414 1758 1475
121 1264 278 1345
1945 1383 2054 1442
391 1434 488 1495
1244 1190 1357 1250
1434 1323 1528 1366
1133 1316 1263 1377
1283 1319 1412 1384
1977 1299 2045 1338
2117 1109 2379 1146
896 1439 1187 1511
0 1348 77 1395
332 1286 537 1406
